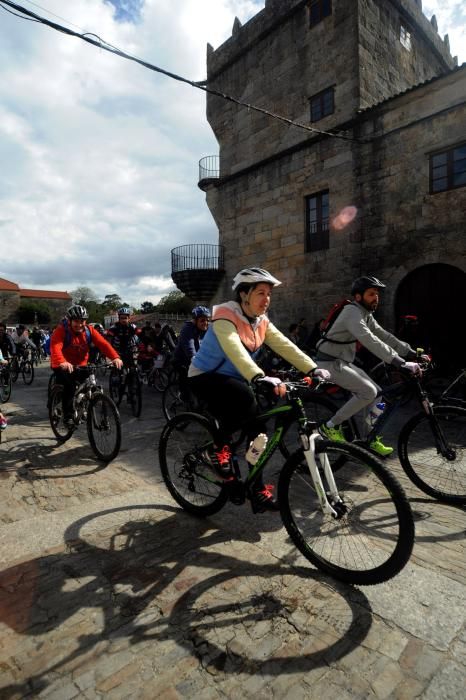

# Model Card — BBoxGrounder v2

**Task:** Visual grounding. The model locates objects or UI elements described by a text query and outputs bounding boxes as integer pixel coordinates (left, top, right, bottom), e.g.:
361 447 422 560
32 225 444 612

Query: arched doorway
394 264 466 369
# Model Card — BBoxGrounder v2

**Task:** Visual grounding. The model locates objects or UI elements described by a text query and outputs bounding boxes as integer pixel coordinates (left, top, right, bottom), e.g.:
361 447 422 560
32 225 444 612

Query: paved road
0 365 465 699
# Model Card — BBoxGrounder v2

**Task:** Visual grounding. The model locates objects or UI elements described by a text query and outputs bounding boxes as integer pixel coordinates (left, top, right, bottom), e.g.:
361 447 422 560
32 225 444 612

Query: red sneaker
250 482 280 513
201 445 233 477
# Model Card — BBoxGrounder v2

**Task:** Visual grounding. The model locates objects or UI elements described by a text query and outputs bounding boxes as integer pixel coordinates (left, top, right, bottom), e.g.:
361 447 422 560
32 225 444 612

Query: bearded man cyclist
50 305 123 427
188 268 330 513
106 307 139 367
315 276 422 456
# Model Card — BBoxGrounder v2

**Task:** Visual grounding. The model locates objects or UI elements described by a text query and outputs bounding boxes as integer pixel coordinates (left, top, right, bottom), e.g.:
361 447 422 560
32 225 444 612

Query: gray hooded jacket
316 301 414 367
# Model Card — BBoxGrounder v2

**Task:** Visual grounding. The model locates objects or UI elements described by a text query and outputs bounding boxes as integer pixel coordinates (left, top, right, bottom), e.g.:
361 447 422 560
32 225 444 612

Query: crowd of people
1 268 424 512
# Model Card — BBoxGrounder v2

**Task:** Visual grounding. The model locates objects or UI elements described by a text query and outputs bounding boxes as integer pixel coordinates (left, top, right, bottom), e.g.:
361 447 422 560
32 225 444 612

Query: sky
0 0 464 308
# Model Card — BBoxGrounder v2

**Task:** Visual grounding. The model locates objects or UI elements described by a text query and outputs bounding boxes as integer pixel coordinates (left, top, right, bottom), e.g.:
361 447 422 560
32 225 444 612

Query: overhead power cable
0 0 364 143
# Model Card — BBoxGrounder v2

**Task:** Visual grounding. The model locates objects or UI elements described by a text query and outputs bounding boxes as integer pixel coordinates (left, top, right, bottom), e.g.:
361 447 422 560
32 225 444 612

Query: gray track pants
317 359 381 425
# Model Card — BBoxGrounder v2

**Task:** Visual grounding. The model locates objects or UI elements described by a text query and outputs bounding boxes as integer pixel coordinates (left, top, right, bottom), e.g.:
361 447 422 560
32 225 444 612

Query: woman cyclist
187 267 330 513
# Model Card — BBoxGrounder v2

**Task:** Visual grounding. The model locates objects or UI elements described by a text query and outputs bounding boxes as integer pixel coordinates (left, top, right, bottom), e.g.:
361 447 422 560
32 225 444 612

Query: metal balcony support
171 244 225 304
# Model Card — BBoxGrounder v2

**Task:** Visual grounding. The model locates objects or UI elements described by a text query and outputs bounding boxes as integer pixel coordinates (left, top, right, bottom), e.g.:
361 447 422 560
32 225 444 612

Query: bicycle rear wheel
159 412 229 517
279 441 414 585
128 371 142 418
153 368 169 393
398 405 466 504
87 393 121 462
22 360 34 385
48 385 74 441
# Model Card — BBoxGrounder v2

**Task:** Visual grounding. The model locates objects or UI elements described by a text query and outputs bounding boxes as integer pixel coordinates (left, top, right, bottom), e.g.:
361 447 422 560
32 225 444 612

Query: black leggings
188 373 266 446
54 367 90 419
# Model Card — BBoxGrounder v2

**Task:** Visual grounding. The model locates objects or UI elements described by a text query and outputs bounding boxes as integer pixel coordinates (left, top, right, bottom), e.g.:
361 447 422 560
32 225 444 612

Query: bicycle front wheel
159 412 229 517
48 385 74 442
0 369 12 403
22 360 34 385
128 371 142 418
153 368 169 393
279 441 414 585
87 394 121 462
108 368 122 405
398 405 466 504
10 359 19 383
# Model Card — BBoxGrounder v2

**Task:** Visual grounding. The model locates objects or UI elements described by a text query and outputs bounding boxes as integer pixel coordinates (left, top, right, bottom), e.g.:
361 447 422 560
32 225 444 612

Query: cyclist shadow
0 439 108 477
0 504 373 697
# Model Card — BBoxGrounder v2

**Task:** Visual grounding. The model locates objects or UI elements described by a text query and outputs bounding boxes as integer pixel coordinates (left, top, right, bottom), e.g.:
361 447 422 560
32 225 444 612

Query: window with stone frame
430 144 466 193
309 0 332 27
400 24 412 51
305 190 329 252
309 86 335 122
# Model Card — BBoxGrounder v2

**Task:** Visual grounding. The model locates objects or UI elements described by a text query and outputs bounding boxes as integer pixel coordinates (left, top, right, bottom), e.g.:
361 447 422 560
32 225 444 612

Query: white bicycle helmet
232 267 281 291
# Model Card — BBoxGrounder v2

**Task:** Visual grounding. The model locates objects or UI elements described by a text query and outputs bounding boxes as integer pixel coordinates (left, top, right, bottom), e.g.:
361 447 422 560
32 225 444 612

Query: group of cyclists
1 267 424 512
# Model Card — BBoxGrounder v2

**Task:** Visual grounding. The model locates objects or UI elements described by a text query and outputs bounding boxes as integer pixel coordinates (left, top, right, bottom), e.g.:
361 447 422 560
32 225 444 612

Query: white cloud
0 0 463 308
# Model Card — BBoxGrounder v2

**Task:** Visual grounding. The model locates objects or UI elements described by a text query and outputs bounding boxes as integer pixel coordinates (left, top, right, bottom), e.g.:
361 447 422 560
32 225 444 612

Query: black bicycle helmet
351 276 386 296
67 305 88 320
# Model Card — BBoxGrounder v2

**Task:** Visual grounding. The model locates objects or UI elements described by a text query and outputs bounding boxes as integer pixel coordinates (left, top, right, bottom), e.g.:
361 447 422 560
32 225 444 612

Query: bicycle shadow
0 504 373 697
0 438 108 477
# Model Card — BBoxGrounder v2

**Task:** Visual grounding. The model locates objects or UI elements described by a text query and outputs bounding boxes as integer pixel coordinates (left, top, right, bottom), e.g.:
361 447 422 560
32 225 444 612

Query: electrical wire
0 0 364 143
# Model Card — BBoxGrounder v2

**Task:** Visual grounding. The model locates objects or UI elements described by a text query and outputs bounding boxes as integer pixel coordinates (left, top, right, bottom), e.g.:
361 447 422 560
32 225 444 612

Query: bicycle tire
159 412 229 517
22 360 34 385
279 440 414 585
0 368 12 403
87 393 121 462
48 385 74 442
153 368 169 393
398 404 466 504
10 358 19 383
128 371 142 418
108 367 122 405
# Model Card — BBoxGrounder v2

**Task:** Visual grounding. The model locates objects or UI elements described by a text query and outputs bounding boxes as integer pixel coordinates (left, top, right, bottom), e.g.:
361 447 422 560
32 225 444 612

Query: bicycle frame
224 385 344 518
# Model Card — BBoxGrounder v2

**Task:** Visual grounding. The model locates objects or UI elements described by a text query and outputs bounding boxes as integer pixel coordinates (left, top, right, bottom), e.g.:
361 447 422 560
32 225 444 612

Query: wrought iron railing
199 155 220 182
171 244 225 273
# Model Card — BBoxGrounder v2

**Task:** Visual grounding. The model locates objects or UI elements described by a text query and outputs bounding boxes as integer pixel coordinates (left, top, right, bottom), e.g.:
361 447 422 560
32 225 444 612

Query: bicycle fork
300 432 345 518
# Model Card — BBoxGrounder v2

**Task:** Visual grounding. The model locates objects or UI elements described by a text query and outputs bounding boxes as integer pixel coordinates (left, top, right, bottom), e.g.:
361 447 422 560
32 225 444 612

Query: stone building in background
0 277 71 326
198 0 466 364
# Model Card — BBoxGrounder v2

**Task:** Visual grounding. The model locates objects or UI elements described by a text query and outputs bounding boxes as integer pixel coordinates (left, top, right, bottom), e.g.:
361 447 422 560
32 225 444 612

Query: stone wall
0 292 21 325
204 66 466 332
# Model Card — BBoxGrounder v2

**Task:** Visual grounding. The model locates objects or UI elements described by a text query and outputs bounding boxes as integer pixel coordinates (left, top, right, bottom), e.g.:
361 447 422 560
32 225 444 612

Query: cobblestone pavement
0 365 465 699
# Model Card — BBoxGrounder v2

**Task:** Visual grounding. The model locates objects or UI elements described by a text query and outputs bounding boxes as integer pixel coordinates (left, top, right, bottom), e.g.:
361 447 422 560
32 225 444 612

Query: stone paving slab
0 366 465 699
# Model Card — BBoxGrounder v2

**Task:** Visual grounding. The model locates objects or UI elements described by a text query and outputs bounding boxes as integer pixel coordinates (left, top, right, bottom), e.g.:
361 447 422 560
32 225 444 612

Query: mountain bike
108 362 142 418
49 364 121 462
159 380 414 585
0 363 12 403
9 353 34 385
295 362 466 505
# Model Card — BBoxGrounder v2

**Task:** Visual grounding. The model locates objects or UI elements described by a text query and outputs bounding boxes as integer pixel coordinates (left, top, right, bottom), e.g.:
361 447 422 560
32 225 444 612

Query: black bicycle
49 364 122 462
294 362 466 505
159 380 414 586
108 363 142 418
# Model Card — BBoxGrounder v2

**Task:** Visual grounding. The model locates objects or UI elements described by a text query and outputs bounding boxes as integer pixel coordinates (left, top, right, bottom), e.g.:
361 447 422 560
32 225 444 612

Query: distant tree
102 294 123 311
71 286 99 306
18 301 51 324
155 291 193 314
140 301 155 314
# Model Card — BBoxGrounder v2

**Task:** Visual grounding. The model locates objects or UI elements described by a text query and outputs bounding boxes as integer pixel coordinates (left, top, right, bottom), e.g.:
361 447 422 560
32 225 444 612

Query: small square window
309 87 334 122
305 191 329 252
309 0 332 28
400 25 411 50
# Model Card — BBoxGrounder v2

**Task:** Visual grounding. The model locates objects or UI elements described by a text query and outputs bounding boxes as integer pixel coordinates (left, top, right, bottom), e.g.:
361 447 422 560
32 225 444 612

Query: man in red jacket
51 305 123 426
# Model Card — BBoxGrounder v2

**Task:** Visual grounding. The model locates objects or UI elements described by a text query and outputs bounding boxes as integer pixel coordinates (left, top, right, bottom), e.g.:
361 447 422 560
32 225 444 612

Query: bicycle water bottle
366 402 386 427
245 433 268 465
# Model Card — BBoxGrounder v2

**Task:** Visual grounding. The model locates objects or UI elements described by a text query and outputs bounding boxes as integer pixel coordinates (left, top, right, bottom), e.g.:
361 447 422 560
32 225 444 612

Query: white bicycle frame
299 430 343 518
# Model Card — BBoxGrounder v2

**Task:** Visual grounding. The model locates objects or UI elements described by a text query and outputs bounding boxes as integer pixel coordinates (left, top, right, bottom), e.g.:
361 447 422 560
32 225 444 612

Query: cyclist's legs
188 373 266 445
53 367 89 420
317 360 379 425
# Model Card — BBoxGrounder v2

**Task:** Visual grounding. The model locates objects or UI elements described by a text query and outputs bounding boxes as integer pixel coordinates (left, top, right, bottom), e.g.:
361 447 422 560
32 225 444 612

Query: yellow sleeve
213 319 265 382
265 323 317 374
